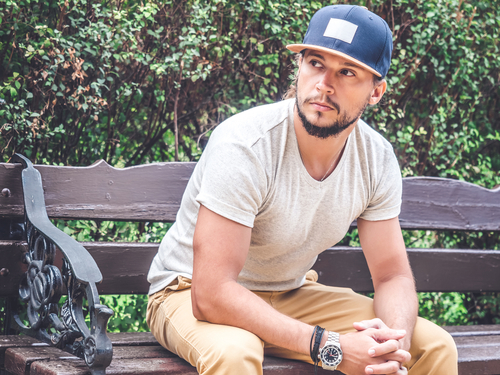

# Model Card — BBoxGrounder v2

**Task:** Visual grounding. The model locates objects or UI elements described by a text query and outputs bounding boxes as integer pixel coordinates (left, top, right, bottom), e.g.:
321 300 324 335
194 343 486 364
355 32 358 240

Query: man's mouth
306 97 340 113
310 101 334 112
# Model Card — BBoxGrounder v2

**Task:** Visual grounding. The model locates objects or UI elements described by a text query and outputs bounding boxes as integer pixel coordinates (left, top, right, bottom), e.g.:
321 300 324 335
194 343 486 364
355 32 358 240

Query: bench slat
456 346 500 375
0 162 194 223
315 247 500 293
108 332 159 346
400 177 500 231
1 242 499 296
1 162 499 230
88 245 499 293
444 325 500 337
112 346 176 359
5 346 79 375
0 336 49 368
27 357 336 375
4 345 337 375
30 357 199 375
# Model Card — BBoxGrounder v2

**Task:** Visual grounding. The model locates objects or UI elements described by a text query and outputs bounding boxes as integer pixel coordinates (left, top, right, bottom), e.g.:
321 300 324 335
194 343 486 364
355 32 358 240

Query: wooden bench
1 154 499 375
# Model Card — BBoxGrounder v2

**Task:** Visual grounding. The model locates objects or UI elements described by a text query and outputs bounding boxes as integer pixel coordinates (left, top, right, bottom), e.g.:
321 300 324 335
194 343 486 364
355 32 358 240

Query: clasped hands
338 318 411 375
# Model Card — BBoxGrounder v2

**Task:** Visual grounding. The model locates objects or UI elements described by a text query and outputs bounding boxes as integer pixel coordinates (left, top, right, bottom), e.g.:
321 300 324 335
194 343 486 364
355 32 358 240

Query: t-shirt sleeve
195 136 267 228
358 150 402 221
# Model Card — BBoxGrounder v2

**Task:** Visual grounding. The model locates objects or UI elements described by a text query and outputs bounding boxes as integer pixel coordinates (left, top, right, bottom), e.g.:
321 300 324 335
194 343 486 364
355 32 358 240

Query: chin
306 112 336 128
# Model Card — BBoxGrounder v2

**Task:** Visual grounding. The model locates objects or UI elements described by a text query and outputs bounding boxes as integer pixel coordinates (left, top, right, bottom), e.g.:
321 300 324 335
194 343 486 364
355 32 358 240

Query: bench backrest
1 160 499 295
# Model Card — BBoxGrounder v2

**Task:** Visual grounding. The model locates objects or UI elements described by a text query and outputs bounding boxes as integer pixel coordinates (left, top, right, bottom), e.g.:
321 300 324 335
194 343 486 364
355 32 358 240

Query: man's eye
341 69 355 76
311 60 322 68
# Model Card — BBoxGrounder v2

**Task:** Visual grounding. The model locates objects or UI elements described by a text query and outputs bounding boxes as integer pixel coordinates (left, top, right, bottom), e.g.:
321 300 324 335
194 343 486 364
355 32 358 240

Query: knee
428 325 458 360
422 319 457 358
409 317 458 370
200 334 264 374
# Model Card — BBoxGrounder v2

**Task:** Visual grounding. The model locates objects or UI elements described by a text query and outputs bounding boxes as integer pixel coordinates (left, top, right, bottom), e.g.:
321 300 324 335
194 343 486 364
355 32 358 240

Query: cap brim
286 44 382 77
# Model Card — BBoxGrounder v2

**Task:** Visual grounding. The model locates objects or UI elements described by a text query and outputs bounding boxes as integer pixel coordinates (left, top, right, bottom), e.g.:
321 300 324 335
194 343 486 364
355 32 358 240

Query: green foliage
0 0 320 165
365 0 500 189
101 294 149 332
419 292 469 326
2 0 498 182
53 219 171 243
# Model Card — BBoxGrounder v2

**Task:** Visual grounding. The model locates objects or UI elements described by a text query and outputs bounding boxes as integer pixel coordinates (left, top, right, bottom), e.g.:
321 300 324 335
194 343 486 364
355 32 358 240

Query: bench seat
2 328 500 375
1 334 337 375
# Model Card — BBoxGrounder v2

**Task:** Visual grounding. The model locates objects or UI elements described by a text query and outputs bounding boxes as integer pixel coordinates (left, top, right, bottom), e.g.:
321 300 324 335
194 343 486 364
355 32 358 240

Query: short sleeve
195 133 267 228
359 150 402 221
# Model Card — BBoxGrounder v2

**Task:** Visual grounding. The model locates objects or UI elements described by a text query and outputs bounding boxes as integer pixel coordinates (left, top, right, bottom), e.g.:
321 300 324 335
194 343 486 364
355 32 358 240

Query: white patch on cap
323 18 358 44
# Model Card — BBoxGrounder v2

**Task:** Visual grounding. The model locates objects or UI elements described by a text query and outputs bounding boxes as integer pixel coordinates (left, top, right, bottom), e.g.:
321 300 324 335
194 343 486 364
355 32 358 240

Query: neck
293 105 356 181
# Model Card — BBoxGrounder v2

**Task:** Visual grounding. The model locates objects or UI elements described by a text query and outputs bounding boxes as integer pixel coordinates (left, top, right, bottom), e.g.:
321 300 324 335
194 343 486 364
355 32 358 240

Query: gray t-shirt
147 99 402 294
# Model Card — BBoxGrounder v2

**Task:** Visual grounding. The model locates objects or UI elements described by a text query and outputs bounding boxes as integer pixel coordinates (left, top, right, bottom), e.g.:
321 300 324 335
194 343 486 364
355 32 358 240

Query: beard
295 90 368 140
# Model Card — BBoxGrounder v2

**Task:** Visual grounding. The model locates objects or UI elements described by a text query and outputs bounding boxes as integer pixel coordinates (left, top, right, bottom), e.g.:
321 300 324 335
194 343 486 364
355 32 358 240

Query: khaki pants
147 271 458 375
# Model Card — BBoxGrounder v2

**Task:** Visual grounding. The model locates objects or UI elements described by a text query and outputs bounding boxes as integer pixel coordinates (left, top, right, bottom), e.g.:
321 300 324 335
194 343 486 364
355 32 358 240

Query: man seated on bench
146 5 457 375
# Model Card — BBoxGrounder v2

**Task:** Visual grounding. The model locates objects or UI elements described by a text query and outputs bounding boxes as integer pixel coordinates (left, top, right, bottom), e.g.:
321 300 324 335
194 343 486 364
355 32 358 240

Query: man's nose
315 74 334 95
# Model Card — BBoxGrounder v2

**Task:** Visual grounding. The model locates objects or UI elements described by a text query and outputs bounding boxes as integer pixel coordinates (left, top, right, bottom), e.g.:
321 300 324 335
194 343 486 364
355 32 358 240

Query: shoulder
349 119 401 187
351 119 398 168
354 120 394 154
210 99 294 148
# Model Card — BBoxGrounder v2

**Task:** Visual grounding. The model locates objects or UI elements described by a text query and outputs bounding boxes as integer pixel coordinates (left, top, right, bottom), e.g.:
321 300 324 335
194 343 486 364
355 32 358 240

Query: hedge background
1 0 499 332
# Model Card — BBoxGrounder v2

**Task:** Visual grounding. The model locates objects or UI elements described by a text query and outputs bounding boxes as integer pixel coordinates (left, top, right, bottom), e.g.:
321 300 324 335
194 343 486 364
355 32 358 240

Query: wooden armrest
10 154 113 375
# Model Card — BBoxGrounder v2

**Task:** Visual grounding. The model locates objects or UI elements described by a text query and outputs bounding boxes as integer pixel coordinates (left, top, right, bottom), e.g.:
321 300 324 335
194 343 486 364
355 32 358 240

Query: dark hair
282 52 303 100
373 74 384 85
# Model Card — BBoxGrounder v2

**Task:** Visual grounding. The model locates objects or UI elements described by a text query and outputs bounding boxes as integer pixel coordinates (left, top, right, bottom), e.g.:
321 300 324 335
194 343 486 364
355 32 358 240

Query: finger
368 339 400 356
386 365 408 375
353 318 387 331
365 360 407 374
369 348 411 364
369 328 406 343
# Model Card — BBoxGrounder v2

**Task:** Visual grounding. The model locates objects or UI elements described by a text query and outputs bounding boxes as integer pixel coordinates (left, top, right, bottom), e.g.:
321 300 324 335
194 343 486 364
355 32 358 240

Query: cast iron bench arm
11 154 113 375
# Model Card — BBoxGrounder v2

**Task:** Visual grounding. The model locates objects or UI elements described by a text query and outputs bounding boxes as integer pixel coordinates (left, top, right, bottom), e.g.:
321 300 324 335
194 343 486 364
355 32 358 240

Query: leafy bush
102 294 149 332
1 0 498 181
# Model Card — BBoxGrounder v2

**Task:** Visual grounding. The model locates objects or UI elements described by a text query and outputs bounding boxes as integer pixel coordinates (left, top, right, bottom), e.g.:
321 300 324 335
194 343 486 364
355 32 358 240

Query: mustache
304 95 341 112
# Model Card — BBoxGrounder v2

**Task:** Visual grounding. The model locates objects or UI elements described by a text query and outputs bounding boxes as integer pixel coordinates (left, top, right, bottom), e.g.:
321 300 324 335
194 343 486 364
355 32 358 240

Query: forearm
192 278 314 355
373 275 418 350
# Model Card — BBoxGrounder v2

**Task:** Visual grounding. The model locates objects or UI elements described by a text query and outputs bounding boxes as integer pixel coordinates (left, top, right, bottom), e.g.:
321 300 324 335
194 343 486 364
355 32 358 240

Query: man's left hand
353 318 410 375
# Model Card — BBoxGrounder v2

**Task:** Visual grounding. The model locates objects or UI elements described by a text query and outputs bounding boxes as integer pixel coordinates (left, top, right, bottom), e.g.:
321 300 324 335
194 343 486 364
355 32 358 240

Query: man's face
295 50 385 139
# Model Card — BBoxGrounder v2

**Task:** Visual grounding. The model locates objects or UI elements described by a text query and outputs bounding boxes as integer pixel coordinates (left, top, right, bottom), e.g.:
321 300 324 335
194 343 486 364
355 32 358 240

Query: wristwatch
319 331 343 370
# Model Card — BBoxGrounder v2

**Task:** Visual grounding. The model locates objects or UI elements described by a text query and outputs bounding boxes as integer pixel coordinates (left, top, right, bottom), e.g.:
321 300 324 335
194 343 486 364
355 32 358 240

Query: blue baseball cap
287 5 393 78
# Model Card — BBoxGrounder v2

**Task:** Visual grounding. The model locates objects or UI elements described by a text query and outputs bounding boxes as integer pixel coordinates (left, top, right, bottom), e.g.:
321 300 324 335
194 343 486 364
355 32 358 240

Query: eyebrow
306 52 326 61
306 51 366 71
343 61 365 70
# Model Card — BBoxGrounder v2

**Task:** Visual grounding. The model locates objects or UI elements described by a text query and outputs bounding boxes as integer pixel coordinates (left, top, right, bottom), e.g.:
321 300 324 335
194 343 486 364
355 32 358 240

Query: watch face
320 345 342 366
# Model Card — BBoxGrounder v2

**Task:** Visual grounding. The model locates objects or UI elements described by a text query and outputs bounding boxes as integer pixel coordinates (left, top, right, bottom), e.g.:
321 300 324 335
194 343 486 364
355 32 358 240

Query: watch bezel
319 344 343 367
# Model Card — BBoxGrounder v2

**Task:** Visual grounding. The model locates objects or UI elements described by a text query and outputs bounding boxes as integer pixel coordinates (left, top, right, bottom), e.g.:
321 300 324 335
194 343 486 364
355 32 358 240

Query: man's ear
368 79 387 105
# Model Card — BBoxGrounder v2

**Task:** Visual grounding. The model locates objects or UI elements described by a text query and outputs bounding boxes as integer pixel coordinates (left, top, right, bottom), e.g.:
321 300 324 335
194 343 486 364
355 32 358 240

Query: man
147 5 457 375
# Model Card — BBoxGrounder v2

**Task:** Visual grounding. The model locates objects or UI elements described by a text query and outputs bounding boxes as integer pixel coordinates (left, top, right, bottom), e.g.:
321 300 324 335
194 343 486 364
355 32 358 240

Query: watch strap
319 331 342 371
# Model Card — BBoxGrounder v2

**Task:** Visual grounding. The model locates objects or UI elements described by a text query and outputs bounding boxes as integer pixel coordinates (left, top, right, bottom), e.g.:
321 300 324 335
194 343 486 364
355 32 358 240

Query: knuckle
386 340 398 352
389 362 400 372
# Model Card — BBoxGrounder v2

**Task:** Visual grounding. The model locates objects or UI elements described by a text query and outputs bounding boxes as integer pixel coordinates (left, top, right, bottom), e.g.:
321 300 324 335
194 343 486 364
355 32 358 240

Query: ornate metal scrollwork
11 154 114 375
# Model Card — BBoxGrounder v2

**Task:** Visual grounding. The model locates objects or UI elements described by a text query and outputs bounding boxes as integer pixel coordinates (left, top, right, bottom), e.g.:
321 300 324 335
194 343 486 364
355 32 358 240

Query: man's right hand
336 328 410 375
